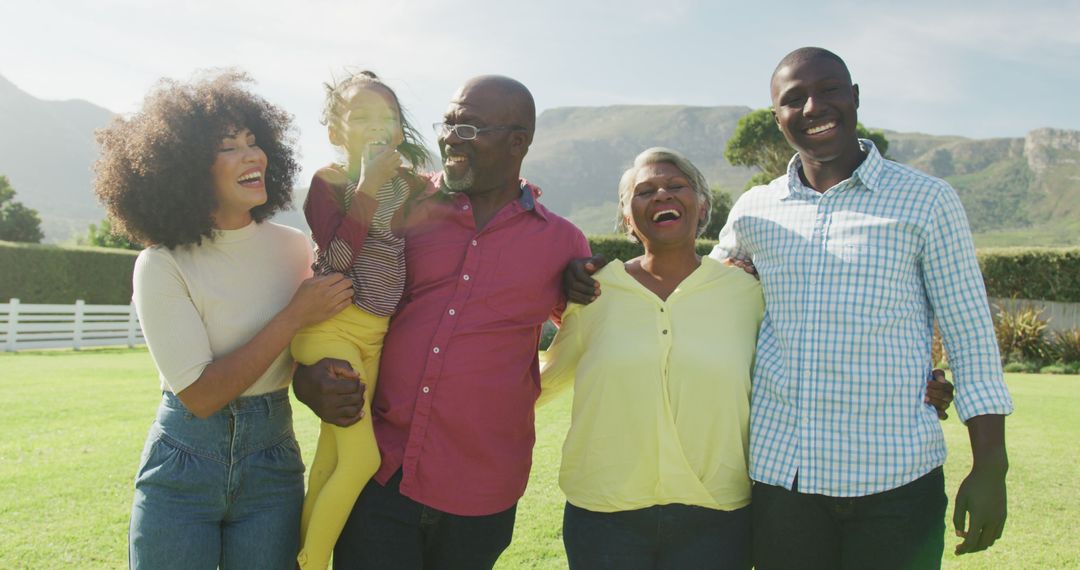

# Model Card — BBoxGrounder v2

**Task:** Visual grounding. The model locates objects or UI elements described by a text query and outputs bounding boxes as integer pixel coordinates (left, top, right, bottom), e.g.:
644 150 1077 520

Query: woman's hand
722 257 758 279
286 273 355 328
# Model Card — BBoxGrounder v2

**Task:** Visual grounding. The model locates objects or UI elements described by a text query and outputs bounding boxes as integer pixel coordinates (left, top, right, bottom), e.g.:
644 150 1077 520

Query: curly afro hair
94 71 299 249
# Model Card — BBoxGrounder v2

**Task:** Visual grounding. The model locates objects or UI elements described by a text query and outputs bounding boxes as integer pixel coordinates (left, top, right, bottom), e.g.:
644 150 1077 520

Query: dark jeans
752 467 947 570
332 470 516 570
563 502 752 570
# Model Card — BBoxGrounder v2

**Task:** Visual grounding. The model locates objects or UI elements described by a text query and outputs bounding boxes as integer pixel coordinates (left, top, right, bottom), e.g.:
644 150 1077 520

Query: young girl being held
293 70 429 570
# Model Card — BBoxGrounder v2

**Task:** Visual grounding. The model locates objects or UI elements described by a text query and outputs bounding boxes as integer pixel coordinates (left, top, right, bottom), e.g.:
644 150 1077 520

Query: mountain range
2 73 1077 246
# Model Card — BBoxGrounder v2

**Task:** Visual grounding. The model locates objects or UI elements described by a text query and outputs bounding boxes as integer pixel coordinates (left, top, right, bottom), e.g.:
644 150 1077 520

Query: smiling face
329 84 404 166
209 127 268 229
770 55 862 168
439 79 529 194
624 161 705 249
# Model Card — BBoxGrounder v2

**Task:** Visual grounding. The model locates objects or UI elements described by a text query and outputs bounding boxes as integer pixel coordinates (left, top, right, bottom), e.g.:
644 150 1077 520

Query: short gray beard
443 168 475 191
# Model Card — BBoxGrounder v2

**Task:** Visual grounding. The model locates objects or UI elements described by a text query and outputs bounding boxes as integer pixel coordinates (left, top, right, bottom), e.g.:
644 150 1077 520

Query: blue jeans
129 390 305 569
563 502 753 570
333 470 517 570
752 467 947 570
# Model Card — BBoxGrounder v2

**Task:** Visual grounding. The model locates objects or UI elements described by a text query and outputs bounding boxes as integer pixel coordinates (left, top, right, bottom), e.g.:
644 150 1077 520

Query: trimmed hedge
588 235 718 261
0 240 139 304
591 240 1080 304
978 247 1080 303
3 240 1078 305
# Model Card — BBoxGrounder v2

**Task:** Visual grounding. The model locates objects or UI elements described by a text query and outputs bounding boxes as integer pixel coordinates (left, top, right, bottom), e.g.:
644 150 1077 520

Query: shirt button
463 274 470 281
662 330 668 335
463 204 470 211
471 240 478 246
448 309 456 316
432 347 440 354
422 386 430 394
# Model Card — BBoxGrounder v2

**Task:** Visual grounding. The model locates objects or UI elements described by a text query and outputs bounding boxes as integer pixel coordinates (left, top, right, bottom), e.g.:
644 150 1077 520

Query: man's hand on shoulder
563 255 607 305
292 358 366 427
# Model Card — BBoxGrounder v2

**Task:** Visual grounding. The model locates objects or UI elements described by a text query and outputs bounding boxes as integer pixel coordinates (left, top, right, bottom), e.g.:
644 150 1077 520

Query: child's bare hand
288 273 354 327
357 142 403 197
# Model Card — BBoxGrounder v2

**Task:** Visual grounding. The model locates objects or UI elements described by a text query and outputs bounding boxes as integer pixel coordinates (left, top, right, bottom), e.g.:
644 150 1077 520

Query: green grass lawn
1 349 1077 569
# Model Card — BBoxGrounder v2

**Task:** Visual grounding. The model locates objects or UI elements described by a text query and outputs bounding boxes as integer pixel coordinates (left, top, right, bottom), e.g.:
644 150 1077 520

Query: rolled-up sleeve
921 184 1013 421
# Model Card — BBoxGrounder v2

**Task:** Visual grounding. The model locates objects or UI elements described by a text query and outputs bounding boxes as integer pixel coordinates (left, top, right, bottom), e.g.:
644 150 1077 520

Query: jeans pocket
252 436 306 487
133 432 185 487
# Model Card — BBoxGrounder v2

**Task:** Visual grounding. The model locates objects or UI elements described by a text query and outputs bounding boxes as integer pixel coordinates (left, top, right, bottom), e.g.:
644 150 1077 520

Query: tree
0 175 44 243
724 108 890 190
702 187 733 240
84 217 142 250
724 109 790 189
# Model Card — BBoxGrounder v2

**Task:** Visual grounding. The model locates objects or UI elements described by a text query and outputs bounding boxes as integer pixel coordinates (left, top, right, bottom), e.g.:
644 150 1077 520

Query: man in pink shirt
294 75 590 569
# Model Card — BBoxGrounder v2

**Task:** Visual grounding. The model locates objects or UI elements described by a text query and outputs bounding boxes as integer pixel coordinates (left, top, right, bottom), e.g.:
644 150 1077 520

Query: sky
2 0 1076 180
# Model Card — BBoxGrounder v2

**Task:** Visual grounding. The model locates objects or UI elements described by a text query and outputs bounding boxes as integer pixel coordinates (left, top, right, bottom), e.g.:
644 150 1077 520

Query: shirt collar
785 138 885 196
418 173 547 218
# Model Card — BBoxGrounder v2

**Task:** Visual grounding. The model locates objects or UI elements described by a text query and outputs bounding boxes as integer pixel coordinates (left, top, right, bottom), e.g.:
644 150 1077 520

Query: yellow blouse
539 257 763 512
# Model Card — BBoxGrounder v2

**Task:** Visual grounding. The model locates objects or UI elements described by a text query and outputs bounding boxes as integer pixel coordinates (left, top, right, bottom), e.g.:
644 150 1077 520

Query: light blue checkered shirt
710 140 1013 497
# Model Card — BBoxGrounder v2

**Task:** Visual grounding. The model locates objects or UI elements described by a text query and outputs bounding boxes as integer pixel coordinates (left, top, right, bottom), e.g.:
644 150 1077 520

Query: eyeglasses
432 123 526 141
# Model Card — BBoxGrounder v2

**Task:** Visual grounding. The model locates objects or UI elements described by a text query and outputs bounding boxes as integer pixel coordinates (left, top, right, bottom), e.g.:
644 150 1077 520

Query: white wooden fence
1 297 1076 353
1 299 144 352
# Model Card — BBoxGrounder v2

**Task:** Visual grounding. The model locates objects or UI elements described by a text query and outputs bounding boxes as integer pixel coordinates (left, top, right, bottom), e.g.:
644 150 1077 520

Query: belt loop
265 393 274 418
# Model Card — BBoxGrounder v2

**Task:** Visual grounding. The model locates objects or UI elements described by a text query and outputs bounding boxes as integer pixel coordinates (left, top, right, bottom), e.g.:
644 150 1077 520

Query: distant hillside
887 128 1080 245
0 74 115 241
522 105 755 234
2 72 1077 245
525 107 1080 243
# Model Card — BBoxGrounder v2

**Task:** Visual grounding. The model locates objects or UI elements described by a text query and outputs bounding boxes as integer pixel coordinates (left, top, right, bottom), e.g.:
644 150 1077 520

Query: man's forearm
966 414 1008 472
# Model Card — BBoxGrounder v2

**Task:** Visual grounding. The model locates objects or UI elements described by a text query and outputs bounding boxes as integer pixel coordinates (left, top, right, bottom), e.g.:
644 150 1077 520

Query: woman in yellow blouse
540 147 762 569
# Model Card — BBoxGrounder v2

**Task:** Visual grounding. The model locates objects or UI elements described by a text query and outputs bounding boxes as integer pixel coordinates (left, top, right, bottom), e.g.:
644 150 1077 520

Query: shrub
1048 329 1080 364
588 235 718 262
992 300 1052 365
0 240 138 304
539 320 557 351
931 323 947 368
978 247 1080 303
1039 363 1072 375
1003 361 1039 373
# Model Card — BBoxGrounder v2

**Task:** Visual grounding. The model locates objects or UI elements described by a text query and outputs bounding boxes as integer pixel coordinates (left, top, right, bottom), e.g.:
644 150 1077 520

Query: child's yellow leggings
291 305 388 570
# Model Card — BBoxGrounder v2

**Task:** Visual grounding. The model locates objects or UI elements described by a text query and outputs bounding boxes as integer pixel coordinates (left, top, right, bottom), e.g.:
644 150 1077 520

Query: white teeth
652 209 681 222
806 122 836 135
237 171 262 184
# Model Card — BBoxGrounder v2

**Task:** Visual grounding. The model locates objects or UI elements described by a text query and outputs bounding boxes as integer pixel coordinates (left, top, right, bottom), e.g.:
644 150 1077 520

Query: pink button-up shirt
372 176 590 516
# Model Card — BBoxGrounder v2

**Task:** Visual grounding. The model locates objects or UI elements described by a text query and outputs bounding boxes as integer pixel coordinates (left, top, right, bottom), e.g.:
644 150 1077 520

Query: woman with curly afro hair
95 71 354 569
